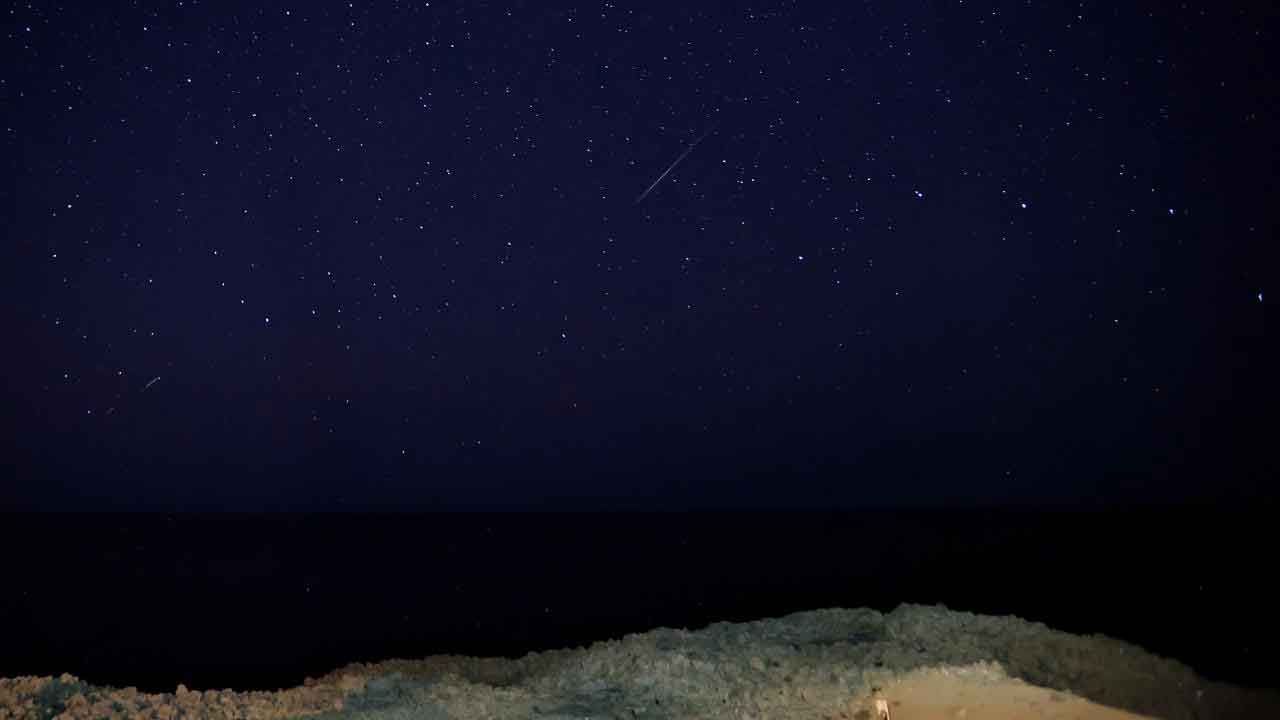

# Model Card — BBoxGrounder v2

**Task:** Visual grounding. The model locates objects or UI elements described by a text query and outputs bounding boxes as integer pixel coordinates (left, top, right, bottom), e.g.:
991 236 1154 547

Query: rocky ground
4 604 1278 720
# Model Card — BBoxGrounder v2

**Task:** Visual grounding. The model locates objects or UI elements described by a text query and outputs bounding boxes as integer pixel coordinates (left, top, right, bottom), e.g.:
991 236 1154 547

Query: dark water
2 509 1275 693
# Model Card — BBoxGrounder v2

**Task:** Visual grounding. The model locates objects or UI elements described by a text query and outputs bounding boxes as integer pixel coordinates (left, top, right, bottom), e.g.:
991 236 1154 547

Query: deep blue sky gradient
6 1 1274 509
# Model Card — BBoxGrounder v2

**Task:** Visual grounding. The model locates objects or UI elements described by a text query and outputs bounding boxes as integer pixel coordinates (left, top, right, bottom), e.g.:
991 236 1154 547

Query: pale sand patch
852 665 1155 720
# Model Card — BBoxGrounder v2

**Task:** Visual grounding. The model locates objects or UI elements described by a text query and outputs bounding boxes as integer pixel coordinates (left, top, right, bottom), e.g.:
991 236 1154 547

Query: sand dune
4 604 1277 719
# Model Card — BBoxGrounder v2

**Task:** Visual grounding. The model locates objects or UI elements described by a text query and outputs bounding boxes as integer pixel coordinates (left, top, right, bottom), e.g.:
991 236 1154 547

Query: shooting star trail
143 376 160 390
635 124 717 205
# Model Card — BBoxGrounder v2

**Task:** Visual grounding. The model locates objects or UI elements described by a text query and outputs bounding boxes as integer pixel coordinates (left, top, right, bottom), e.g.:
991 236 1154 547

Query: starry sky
6 1 1274 510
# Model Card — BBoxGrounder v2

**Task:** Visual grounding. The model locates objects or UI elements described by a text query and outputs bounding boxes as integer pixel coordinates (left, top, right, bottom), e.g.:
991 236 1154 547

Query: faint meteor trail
143 376 161 390
635 124 717 204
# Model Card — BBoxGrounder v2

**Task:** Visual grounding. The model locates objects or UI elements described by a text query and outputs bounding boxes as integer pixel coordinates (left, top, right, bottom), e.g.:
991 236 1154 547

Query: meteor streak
635 124 716 205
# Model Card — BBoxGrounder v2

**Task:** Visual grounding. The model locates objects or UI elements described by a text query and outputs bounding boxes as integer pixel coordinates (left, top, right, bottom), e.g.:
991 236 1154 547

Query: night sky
6 1 1275 510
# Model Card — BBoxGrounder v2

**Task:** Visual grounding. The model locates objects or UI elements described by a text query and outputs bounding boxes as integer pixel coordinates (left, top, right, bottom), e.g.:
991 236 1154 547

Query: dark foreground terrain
5 604 1280 719
4 510 1278 718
